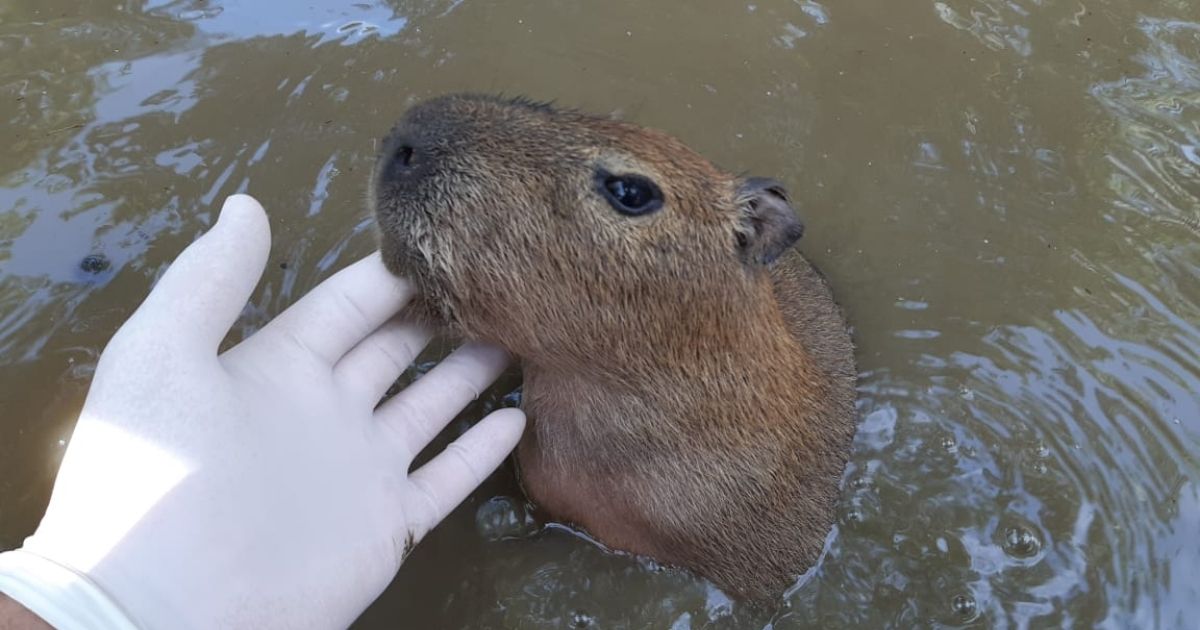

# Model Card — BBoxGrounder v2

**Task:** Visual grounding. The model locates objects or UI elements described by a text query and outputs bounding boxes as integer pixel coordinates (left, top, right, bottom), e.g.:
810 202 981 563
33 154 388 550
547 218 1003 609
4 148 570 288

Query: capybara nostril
377 130 434 188
395 144 415 168
384 143 420 181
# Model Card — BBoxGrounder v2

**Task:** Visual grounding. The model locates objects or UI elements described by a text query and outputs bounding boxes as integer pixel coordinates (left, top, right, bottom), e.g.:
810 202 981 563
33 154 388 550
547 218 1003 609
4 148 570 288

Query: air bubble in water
474 496 533 541
79 254 110 274
1003 525 1042 558
951 593 977 619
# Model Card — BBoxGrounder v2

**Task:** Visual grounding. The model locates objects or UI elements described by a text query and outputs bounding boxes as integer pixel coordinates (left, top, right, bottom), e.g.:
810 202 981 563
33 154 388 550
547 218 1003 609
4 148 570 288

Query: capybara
370 94 857 602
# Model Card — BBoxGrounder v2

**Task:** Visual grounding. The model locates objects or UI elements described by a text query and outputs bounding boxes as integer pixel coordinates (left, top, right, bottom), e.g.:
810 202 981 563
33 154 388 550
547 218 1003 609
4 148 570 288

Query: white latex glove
0 195 525 629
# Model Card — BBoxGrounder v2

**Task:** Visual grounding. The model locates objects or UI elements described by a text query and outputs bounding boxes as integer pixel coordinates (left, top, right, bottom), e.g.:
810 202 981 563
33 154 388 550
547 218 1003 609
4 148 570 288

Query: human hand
0 195 525 629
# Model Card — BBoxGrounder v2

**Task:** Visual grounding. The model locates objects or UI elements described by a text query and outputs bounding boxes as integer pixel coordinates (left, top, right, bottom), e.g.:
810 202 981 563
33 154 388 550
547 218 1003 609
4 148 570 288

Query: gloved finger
333 318 433 405
254 253 416 366
403 407 526 542
375 342 510 459
120 195 270 352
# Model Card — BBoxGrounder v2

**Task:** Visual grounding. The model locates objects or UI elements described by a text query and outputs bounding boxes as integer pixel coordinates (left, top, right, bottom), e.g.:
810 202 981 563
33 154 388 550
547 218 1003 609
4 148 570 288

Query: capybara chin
369 93 858 603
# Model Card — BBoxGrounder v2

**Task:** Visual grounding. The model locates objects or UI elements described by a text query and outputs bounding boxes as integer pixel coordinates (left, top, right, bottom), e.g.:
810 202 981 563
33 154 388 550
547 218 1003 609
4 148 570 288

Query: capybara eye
597 172 663 216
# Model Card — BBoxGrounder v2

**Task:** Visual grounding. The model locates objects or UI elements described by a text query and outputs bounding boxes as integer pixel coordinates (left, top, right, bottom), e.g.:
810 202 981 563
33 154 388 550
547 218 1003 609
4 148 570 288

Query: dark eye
597 172 663 216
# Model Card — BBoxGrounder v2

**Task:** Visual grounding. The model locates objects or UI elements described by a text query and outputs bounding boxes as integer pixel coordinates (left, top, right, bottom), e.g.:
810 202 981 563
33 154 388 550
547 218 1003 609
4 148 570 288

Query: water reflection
1092 17 1200 230
145 0 411 44
1 0 1198 627
933 0 1033 56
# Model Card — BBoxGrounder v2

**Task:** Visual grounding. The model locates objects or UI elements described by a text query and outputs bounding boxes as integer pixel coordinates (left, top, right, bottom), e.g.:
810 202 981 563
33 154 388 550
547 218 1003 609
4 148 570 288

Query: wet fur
370 94 858 602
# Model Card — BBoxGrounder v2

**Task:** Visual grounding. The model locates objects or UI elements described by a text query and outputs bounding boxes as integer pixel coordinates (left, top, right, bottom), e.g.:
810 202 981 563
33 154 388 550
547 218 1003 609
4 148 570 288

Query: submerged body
370 94 857 602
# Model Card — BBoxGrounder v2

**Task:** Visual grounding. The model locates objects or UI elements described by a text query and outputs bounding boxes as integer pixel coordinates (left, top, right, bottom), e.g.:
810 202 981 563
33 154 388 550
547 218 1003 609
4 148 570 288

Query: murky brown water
2 0 1198 627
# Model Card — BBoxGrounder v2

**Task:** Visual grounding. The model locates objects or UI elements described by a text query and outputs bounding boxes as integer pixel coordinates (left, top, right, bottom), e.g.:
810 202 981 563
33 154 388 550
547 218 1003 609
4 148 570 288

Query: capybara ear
735 177 804 266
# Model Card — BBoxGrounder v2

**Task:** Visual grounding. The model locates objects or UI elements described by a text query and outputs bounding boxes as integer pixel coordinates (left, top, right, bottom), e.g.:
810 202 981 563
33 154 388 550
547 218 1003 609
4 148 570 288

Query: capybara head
370 94 804 369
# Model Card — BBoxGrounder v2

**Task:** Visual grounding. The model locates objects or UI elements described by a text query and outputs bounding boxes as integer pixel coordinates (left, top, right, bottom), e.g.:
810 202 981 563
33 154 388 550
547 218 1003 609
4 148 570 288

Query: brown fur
369 94 857 602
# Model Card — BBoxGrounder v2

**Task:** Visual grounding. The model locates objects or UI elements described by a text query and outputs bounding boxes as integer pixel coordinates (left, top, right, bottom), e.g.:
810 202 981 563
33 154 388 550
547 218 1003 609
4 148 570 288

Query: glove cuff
0 548 141 630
